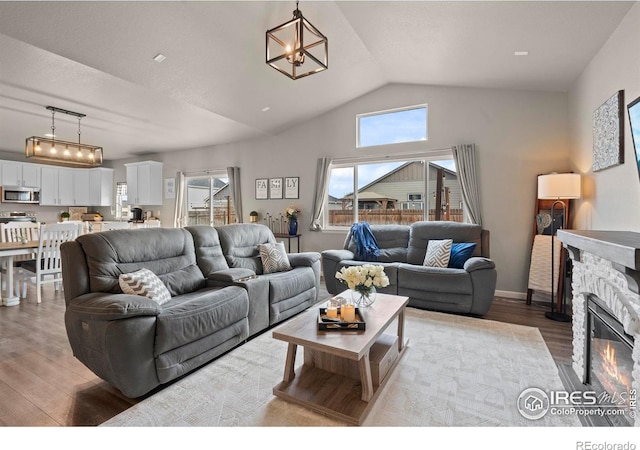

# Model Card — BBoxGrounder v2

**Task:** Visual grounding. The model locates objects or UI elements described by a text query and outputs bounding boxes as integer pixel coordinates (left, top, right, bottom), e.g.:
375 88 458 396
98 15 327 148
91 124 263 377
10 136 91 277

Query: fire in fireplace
586 295 636 426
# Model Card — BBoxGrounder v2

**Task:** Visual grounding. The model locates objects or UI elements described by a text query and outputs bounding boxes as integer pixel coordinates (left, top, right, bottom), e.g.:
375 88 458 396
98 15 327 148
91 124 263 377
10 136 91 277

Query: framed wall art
285 177 299 199
592 90 624 172
269 178 283 199
628 95 640 182
255 178 268 200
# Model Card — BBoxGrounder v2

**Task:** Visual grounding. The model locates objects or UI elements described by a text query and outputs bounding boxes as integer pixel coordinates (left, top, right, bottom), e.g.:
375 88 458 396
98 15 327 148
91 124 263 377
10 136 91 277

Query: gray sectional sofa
61 224 320 398
322 221 497 316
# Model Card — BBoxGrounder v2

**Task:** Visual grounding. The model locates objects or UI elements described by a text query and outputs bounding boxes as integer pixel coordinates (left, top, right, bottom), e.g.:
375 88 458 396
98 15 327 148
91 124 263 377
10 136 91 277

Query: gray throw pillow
258 242 292 274
423 239 453 268
119 268 172 305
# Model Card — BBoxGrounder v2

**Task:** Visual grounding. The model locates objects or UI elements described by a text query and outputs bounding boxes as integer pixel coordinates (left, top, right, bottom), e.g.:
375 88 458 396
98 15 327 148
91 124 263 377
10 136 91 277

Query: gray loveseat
322 221 497 316
61 224 320 397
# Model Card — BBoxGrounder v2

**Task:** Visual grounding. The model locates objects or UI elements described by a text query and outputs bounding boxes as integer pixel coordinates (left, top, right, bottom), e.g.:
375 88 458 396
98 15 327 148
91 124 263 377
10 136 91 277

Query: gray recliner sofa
61 224 320 398
322 221 497 316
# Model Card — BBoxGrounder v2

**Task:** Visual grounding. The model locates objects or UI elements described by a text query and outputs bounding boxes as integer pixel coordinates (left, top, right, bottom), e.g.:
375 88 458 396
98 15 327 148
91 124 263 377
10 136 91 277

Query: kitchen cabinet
1 161 40 187
73 170 91 206
89 168 114 206
40 166 74 206
125 161 163 206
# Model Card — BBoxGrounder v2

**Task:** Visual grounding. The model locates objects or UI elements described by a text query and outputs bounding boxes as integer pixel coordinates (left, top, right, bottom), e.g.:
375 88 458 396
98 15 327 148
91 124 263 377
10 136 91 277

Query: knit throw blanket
351 222 380 261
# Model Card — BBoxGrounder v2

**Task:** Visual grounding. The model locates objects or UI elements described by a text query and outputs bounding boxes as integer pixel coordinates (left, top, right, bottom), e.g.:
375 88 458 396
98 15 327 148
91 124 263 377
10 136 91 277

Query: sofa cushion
449 243 477 269
397 263 473 294
258 242 292 273
262 266 316 304
423 239 452 267
76 228 206 296
407 221 482 265
185 226 230 275
119 268 172 305
217 224 276 274
155 286 249 355
346 224 409 263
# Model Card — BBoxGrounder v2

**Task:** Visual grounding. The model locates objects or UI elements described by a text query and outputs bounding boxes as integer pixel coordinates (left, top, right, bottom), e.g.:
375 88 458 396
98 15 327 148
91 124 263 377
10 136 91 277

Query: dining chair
20 222 79 303
0 221 40 298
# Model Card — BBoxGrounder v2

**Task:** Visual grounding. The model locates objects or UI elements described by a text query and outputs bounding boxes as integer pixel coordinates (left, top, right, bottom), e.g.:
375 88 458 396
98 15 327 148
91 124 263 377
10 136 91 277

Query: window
325 157 461 227
357 105 427 148
185 173 234 226
113 182 128 220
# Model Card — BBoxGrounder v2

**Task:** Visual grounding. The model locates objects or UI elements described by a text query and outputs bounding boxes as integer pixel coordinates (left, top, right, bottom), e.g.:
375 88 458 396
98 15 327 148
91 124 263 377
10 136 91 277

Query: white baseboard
495 290 527 300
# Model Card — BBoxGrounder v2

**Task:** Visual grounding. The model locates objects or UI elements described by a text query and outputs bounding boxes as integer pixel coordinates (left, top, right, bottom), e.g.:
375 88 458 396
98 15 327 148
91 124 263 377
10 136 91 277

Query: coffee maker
130 208 144 222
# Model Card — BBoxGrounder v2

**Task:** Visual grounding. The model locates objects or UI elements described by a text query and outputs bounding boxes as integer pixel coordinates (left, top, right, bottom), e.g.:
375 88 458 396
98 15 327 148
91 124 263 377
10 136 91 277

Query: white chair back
0 221 40 243
38 223 79 275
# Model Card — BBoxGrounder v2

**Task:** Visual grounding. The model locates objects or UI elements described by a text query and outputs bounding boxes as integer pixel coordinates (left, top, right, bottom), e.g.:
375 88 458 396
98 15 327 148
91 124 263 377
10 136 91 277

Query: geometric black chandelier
266 0 328 80
25 106 103 167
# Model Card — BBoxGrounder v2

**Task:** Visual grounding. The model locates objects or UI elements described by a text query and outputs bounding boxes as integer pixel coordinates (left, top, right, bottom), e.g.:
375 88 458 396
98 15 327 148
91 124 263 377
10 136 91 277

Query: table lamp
537 172 581 322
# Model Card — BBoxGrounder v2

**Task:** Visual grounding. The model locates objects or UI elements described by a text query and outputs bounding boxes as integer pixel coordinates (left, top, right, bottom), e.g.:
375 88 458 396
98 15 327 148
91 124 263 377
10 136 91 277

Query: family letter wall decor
593 90 624 172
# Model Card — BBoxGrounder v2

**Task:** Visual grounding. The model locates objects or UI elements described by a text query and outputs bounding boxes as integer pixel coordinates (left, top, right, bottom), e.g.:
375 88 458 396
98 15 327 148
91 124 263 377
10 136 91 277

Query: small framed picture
285 177 299 199
269 178 283 199
255 178 268 200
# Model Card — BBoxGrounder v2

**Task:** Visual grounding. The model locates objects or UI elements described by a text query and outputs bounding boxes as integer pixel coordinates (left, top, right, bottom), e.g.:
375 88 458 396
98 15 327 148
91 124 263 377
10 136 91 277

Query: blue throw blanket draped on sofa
351 222 380 261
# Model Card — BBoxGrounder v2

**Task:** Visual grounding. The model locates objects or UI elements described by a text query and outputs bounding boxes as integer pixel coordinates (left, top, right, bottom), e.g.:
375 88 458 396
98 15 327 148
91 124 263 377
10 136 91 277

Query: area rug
101 308 580 427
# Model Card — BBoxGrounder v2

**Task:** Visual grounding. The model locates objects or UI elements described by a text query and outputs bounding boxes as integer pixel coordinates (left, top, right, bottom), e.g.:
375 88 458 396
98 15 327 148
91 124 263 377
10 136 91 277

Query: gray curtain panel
173 171 186 228
451 144 483 226
227 166 243 223
310 157 332 231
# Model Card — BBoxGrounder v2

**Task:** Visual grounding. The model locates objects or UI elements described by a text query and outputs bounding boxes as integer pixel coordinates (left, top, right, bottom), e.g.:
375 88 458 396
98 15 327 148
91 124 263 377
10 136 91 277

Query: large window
325 157 462 228
357 105 427 148
185 173 234 226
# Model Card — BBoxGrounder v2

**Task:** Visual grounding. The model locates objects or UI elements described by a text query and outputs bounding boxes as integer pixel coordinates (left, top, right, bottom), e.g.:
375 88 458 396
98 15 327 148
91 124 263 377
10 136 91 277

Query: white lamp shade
537 173 581 199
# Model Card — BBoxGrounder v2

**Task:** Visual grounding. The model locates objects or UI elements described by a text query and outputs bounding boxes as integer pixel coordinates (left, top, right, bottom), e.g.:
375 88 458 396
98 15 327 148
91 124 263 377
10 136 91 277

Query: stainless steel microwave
1 186 40 204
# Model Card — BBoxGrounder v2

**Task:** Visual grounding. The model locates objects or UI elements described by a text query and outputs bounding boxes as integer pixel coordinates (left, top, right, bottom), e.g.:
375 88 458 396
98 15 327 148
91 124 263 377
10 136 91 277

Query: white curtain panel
227 166 243 223
309 157 332 231
173 171 186 228
451 144 483 226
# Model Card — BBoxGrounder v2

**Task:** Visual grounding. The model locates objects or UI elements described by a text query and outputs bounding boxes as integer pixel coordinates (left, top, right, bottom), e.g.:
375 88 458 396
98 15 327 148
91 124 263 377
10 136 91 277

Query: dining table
0 240 39 306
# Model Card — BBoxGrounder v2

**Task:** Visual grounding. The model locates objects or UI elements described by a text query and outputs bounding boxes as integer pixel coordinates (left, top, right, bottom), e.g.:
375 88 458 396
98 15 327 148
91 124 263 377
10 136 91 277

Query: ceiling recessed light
153 53 167 63
261 106 270 112
514 51 529 56
44 133 55 138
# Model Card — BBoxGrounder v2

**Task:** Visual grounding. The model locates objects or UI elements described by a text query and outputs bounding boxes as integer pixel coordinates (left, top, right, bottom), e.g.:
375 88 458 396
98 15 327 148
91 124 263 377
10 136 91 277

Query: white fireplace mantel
557 230 640 426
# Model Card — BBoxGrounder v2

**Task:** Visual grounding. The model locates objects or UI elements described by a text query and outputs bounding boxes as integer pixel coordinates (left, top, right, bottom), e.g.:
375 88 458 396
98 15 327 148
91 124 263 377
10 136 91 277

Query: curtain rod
331 147 453 164
183 168 227 176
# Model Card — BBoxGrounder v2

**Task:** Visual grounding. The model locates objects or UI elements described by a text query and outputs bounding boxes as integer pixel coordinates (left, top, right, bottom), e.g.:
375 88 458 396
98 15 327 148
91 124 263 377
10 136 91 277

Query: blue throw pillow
449 243 476 269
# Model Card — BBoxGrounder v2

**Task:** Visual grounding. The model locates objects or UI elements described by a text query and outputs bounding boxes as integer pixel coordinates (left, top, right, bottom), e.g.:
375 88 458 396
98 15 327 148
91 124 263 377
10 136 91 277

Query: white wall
109 83 569 294
568 3 640 231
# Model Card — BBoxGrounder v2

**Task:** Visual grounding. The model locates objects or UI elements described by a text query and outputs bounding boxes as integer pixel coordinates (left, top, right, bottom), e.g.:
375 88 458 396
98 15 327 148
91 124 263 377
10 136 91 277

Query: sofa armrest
321 249 355 263
288 252 320 268
208 268 256 283
66 292 162 321
464 257 496 272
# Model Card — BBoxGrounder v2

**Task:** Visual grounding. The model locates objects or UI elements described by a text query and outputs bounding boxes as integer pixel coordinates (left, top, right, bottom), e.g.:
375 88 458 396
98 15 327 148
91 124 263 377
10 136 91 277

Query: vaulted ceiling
0 1 634 160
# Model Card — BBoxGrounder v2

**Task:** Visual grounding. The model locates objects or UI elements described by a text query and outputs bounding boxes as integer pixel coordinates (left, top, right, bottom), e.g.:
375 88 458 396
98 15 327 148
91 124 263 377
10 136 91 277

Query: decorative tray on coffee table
318 307 366 331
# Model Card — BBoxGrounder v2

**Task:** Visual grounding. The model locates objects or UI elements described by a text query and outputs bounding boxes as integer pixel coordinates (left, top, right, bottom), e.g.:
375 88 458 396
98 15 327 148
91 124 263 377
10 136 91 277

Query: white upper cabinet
89 168 114 207
1 161 40 187
125 161 163 206
73 169 91 206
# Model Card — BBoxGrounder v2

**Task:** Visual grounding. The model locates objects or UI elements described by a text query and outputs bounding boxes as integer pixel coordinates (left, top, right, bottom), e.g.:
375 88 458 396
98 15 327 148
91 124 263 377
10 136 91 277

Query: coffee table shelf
271 293 409 425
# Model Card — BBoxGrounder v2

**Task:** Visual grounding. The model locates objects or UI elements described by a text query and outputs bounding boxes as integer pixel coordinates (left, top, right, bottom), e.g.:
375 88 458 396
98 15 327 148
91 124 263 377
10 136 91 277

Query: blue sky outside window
358 106 427 148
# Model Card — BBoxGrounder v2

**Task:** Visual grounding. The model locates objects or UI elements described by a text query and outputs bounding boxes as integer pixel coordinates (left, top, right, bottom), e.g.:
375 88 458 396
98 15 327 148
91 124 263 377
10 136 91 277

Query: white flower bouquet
335 264 390 306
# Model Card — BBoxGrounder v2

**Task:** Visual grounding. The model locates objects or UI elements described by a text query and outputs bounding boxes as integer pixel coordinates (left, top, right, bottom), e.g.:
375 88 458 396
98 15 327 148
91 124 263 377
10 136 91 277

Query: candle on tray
341 303 356 322
326 305 338 318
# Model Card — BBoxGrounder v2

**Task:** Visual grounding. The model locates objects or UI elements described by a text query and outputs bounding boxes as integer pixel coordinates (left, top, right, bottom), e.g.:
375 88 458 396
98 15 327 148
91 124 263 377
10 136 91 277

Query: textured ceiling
0 1 634 161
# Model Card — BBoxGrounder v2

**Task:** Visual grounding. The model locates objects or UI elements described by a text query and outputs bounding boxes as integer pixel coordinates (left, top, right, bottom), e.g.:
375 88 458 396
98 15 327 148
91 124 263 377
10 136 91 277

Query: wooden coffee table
272 292 409 425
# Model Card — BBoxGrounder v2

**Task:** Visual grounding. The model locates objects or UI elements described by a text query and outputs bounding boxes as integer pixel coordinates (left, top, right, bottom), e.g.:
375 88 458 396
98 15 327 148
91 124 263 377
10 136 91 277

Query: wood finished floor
0 285 572 426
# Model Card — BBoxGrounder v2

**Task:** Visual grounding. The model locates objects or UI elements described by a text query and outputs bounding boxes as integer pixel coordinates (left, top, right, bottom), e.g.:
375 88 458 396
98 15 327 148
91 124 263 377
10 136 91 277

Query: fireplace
586 295 635 426
556 230 640 427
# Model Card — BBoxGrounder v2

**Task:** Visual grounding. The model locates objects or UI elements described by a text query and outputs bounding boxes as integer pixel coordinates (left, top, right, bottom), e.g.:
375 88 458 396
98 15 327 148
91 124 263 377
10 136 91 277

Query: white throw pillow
258 242 292 274
119 268 172 305
423 239 453 268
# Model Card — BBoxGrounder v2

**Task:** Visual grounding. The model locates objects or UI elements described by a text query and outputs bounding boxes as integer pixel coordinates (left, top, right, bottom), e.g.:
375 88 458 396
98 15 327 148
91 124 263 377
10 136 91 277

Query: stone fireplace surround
558 230 640 427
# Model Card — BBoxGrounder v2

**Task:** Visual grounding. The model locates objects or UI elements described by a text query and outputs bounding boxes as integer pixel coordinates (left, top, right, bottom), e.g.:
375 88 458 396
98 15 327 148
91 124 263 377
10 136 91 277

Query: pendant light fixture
266 0 328 80
25 106 103 167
